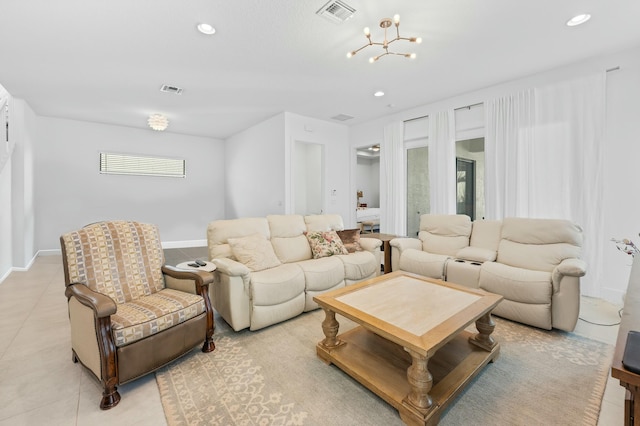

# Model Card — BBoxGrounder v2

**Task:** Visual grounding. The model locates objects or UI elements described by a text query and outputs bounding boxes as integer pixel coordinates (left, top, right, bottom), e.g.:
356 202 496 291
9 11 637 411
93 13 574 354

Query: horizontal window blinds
99 152 185 178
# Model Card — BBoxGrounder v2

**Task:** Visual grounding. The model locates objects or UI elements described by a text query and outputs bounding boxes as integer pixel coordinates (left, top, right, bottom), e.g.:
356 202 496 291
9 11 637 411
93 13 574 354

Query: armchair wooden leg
100 386 121 410
201 286 216 353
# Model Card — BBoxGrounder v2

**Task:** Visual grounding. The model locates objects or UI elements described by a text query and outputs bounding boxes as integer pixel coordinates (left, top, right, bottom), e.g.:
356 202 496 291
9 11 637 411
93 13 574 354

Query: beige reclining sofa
207 214 382 331
391 215 586 331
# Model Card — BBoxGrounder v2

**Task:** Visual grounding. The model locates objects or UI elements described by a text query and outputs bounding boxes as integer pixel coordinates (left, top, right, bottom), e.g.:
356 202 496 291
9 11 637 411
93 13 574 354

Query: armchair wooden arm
65 283 117 318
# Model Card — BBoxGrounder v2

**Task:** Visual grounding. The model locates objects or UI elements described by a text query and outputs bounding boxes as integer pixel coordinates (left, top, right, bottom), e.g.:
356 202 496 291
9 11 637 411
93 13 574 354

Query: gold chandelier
347 14 422 63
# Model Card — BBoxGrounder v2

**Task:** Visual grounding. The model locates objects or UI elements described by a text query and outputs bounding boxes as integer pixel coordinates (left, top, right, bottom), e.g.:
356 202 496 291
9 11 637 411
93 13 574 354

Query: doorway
293 141 324 215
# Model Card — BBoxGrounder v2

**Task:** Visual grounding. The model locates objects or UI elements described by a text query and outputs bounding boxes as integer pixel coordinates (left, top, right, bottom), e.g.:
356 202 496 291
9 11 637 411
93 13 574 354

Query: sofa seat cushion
111 288 205 347
250 264 305 306
295 257 345 291
479 262 552 305
338 251 378 280
398 249 449 279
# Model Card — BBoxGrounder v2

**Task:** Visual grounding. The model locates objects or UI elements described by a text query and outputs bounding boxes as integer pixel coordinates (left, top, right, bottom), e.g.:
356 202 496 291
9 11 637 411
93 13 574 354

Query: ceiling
1 0 640 140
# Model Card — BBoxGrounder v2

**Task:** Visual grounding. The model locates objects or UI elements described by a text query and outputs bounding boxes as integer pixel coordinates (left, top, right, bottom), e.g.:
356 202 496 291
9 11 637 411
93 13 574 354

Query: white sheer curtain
380 121 406 235
485 89 536 218
485 73 606 296
428 110 457 214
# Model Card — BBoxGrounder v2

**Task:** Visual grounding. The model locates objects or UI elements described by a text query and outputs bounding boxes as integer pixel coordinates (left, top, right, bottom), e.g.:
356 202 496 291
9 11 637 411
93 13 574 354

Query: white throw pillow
227 233 281 272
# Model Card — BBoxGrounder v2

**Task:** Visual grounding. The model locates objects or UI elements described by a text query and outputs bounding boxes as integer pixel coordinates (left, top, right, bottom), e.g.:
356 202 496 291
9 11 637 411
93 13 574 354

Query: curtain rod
607 66 620 72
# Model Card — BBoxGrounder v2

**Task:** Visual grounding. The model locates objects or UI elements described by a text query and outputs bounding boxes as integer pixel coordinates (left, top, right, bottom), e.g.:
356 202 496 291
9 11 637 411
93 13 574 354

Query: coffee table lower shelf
317 325 499 426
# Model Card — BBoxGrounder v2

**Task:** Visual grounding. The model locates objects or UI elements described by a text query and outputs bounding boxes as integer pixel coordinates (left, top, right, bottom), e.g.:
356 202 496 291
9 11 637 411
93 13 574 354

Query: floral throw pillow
336 229 363 253
305 230 349 259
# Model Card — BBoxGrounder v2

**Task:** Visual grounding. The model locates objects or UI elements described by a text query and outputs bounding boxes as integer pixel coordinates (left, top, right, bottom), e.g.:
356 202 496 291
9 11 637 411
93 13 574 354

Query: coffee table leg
320 308 344 349
469 312 498 351
404 348 433 412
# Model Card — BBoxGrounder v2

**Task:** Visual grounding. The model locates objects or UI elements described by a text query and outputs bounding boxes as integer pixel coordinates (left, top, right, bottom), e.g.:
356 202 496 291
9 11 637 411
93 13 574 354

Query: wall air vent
160 84 183 95
316 0 355 24
330 113 354 122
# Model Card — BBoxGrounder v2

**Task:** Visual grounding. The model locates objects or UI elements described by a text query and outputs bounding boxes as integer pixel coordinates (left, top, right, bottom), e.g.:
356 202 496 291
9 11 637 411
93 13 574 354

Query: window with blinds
99 152 185 178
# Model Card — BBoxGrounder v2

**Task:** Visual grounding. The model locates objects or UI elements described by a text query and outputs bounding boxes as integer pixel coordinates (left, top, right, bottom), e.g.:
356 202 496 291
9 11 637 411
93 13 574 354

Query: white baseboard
162 240 207 249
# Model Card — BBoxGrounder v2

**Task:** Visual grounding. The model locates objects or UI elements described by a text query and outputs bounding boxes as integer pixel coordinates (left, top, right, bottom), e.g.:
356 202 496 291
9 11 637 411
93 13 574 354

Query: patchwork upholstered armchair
60 221 215 409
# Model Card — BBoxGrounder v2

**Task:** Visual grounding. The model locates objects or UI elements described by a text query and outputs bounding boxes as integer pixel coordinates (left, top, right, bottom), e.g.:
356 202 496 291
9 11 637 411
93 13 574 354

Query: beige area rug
156 311 613 426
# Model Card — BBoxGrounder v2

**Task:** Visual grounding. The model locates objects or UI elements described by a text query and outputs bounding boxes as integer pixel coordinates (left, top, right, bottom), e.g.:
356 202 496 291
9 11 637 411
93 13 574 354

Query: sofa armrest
65 283 117 318
552 258 586 293
553 258 586 279
359 237 382 252
212 257 251 277
162 265 214 295
390 237 422 253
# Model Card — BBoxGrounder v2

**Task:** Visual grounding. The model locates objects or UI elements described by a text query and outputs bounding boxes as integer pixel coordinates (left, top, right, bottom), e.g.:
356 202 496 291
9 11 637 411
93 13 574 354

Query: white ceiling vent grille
160 84 183 95
330 113 354 122
316 0 355 24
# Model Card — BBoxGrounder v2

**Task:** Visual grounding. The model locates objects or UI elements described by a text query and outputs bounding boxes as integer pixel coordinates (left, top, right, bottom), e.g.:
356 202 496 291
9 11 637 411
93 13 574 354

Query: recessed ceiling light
566 14 591 27
374 91 385 97
197 23 216 35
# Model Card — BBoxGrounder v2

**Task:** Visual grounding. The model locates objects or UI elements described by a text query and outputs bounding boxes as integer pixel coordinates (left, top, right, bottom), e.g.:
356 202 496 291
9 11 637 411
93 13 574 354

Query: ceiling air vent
316 0 355 24
331 113 354 122
160 84 183 95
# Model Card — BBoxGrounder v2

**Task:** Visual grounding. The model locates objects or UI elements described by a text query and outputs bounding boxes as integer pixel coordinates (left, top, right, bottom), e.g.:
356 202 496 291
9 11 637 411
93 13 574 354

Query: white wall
225 113 286 218
350 44 640 302
34 117 225 250
284 112 351 225
0 158 12 280
11 99 36 267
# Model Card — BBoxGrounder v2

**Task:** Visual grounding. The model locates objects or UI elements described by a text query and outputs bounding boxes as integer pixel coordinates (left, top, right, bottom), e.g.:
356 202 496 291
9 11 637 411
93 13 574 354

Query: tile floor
0 250 627 425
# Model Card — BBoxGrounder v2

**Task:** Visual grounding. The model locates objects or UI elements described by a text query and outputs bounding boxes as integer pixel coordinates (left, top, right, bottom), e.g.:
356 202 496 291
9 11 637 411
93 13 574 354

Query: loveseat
390 215 586 331
207 214 382 331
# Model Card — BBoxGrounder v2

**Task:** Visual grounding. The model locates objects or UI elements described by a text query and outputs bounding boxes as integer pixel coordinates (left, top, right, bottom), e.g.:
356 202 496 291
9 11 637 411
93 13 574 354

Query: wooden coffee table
314 271 503 426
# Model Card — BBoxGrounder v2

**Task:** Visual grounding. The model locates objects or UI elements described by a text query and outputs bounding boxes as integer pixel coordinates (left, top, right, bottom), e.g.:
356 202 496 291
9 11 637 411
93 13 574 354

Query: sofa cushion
272 235 312 263
479 262 552 304
398 248 449 279
267 214 312 263
456 246 497 263
469 220 502 251
497 218 582 272
418 214 472 256
338 251 378 280
305 214 345 232
228 233 281 272
305 230 349 259
111 288 205 347
295 257 345 291
337 229 363 253
250 264 305 306
207 217 270 260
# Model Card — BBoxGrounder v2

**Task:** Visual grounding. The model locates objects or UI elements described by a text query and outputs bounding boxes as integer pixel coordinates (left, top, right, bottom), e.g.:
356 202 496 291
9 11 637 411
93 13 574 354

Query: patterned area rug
156 310 613 426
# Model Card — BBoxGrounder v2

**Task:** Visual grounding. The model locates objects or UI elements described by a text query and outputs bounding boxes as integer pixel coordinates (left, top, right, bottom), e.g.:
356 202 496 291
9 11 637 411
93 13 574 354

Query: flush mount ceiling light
148 114 169 131
566 14 591 27
347 14 421 63
197 23 216 35
374 91 385 97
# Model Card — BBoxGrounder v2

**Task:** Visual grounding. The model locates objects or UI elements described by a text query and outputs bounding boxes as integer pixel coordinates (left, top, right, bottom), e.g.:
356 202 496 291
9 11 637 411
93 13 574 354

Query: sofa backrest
304 214 345 232
418 214 472 256
267 215 312 263
497 217 583 272
207 217 270 260
60 221 165 304
470 220 503 251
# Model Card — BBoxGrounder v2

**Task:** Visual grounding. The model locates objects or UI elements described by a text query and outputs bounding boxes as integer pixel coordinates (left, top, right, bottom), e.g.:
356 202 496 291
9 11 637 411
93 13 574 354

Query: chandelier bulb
410 53 417 59
416 37 422 44
363 27 370 36
347 51 354 58
394 14 400 25
369 57 375 63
